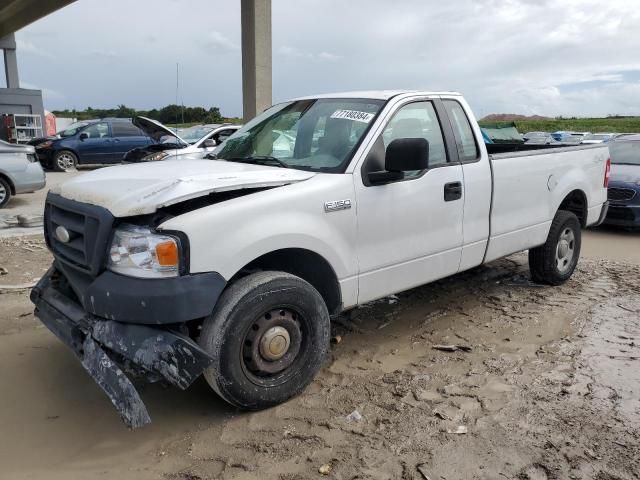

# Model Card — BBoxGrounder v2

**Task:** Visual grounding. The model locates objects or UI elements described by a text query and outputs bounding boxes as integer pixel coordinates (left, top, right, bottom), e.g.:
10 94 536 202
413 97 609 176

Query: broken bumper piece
30 270 214 429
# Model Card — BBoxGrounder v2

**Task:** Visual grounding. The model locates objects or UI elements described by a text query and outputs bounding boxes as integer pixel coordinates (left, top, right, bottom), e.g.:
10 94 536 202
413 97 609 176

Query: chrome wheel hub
0 183 6 203
555 227 575 273
57 153 75 170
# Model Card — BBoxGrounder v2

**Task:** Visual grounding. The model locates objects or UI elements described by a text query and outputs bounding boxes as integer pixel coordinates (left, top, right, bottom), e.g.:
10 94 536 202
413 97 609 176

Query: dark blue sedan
33 118 154 171
604 135 640 228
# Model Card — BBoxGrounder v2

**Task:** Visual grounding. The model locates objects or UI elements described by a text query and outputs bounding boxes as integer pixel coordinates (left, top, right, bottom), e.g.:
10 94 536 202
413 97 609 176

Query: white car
581 133 616 144
0 140 46 208
123 117 241 162
32 90 610 427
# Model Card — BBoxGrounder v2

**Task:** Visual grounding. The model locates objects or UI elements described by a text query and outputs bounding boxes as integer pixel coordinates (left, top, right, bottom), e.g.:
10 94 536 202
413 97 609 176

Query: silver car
0 140 46 208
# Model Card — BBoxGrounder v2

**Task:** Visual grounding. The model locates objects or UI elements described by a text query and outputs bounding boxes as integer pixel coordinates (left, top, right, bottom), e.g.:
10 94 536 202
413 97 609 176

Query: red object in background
45 110 57 136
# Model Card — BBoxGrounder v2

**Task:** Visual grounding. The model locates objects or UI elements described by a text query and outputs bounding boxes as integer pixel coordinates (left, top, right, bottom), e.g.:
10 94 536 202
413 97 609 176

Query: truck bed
485 143 609 263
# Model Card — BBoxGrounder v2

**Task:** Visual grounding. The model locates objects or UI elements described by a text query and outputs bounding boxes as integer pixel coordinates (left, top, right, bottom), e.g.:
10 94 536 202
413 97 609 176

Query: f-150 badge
324 199 352 212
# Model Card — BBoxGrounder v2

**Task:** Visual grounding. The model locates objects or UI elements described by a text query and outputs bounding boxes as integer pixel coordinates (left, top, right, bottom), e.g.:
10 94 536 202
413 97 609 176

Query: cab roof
292 90 462 101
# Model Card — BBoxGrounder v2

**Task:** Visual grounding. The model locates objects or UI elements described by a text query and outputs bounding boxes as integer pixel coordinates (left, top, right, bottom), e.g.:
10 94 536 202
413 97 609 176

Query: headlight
108 224 181 278
37 141 53 149
143 151 169 162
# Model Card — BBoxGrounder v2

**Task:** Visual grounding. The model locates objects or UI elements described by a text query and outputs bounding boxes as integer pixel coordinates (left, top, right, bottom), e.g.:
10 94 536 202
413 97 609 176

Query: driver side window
364 101 447 179
83 123 110 139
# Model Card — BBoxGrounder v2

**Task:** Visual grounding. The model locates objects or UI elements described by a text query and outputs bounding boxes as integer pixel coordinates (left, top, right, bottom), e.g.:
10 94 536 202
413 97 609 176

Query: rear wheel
199 271 331 409
529 210 582 285
0 177 11 208
53 150 77 172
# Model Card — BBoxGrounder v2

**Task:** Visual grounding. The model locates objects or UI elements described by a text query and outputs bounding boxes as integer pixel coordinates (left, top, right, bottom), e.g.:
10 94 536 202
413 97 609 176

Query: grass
479 117 640 134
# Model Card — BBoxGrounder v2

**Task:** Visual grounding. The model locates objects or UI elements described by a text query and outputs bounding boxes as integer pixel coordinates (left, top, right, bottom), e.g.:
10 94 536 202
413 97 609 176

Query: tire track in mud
162 257 640 480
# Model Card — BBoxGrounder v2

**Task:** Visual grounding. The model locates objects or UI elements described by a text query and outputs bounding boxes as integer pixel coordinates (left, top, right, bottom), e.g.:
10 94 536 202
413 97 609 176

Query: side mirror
368 138 430 185
203 138 217 148
79 132 89 140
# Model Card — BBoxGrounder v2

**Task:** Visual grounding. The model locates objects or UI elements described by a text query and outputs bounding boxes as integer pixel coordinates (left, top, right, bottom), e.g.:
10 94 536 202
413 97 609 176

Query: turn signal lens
156 240 179 267
604 158 611 188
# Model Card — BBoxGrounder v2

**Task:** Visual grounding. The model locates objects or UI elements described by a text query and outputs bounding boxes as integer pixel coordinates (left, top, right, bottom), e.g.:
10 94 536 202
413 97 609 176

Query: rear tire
198 271 330 410
529 210 581 285
53 150 77 172
0 177 11 208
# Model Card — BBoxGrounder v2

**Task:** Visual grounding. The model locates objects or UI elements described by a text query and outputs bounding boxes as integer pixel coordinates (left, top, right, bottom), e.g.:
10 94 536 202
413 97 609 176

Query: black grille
45 193 114 276
608 187 636 203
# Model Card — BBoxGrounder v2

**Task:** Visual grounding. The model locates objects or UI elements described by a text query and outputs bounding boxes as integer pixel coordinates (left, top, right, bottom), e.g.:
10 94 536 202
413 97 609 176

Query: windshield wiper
226 156 288 168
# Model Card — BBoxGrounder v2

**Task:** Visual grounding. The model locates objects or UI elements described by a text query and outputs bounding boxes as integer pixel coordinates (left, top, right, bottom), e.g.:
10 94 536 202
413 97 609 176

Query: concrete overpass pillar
241 0 271 122
1 34 19 88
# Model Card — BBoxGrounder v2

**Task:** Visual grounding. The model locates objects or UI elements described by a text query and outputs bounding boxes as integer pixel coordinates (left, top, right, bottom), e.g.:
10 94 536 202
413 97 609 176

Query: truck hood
51 159 316 217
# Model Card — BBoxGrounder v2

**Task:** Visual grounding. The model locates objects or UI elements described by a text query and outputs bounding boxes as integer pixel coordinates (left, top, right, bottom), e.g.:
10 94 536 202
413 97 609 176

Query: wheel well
558 190 587 227
232 248 342 315
0 173 15 195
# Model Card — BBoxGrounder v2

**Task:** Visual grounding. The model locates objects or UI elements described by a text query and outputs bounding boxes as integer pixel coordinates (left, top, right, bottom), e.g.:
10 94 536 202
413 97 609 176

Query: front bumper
36 148 55 166
31 268 215 428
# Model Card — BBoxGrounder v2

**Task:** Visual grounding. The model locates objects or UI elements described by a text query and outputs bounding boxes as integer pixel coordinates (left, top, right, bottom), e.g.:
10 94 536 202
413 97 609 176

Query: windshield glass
610 141 640 165
180 125 215 144
58 121 92 138
214 98 384 172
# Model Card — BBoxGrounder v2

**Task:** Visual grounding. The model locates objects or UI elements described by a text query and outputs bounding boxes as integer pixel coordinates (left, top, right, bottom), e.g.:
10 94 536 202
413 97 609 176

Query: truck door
441 98 492 271
354 99 465 304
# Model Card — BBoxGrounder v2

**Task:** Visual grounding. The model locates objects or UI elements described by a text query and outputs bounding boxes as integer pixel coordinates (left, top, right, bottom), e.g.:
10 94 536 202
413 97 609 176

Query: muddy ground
0 233 639 480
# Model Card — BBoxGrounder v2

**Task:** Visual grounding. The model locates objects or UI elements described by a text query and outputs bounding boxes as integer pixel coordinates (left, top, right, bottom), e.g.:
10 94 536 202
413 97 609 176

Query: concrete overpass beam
241 0 272 122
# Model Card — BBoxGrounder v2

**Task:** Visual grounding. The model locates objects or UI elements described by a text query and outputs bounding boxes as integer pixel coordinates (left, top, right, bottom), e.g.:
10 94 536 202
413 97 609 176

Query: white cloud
277 46 312 59
202 31 239 53
278 46 342 62
318 51 342 61
89 49 120 59
20 81 64 100
15 40 55 59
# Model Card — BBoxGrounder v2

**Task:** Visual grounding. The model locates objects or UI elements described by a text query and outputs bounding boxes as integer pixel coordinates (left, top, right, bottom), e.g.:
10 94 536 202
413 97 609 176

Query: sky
7 0 640 118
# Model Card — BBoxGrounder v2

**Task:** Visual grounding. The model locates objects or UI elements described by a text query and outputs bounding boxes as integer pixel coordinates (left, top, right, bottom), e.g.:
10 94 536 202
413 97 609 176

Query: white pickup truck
31 90 610 427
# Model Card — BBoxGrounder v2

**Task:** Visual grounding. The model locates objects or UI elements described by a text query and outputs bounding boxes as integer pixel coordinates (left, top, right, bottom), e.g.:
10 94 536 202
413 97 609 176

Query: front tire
199 271 331 410
0 177 11 208
529 210 582 285
53 150 77 172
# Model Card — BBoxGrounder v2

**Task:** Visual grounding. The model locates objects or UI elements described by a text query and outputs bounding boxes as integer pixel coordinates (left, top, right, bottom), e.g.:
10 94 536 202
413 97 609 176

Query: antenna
175 63 179 130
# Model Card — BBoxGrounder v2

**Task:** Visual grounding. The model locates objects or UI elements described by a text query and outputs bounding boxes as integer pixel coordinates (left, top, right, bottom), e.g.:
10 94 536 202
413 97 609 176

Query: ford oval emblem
55 226 71 243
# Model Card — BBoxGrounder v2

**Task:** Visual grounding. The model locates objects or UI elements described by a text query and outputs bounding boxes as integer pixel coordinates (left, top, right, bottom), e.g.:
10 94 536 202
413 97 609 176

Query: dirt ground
0 231 639 480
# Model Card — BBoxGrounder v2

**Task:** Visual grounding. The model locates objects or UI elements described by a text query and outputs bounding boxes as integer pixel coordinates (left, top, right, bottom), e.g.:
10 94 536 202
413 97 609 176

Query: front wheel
53 150 77 172
199 271 331 410
529 210 582 285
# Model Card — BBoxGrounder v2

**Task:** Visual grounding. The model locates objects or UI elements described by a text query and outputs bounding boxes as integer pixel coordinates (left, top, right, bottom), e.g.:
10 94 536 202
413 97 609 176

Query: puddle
580 295 640 425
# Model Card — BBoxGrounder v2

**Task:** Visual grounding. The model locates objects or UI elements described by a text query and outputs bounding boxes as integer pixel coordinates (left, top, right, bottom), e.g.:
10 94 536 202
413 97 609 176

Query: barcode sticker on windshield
330 110 375 123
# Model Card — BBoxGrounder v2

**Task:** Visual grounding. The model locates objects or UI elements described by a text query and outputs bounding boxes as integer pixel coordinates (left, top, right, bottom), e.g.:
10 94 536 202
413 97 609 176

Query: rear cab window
443 100 479 162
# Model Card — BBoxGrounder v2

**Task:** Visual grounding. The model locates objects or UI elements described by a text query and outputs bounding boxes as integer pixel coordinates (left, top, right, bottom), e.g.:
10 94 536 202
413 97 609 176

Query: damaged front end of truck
30 192 226 428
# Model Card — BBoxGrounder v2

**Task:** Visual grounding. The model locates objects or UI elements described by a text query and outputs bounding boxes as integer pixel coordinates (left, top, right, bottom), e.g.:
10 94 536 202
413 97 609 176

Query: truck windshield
214 98 384 172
